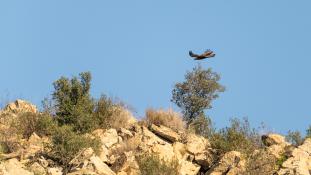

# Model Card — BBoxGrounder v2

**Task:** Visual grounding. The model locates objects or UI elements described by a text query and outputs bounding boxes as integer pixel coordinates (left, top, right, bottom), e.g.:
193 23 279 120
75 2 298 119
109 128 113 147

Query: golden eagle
189 49 215 60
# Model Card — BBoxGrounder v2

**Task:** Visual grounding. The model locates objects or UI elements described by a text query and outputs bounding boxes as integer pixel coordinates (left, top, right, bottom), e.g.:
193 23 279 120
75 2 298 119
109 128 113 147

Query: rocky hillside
0 100 310 175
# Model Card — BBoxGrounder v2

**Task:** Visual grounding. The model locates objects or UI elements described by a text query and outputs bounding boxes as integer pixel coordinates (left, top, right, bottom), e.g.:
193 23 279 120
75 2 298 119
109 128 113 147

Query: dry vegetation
136 153 179 175
145 108 185 131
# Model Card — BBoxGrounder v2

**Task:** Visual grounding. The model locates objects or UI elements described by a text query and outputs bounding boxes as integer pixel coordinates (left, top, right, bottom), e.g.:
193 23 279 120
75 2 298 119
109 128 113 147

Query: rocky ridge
0 100 310 175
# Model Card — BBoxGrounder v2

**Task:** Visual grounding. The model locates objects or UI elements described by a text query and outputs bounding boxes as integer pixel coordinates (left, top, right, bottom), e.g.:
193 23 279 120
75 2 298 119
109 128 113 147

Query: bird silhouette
189 49 215 60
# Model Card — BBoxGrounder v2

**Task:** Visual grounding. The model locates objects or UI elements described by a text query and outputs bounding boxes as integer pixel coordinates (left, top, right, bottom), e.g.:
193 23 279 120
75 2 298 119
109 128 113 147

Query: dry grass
145 108 185 131
108 106 135 129
244 149 279 175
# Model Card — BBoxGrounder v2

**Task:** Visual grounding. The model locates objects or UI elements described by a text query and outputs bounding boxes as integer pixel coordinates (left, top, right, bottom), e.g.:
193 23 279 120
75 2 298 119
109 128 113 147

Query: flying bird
189 49 215 60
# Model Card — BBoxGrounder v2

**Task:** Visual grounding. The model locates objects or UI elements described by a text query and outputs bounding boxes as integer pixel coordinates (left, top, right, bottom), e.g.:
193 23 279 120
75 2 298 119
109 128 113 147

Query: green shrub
35 114 58 136
47 125 101 171
51 72 126 133
93 95 114 128
11 112 57 138
210 118 261 155
52 72 96 133
0 142 10 154
136 153 179 175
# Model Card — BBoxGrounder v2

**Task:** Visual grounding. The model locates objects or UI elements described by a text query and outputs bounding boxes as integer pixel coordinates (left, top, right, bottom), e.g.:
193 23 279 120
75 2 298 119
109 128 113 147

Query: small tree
171 65 224 124
52 72 95 133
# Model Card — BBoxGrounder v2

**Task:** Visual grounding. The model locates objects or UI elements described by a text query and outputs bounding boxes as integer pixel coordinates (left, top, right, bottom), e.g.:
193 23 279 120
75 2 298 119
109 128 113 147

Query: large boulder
0 158 34 175
195 149 215 169
23 132 45 158
185 134 210 155
89 156 116 175
150 143 175 161
262 134 288 147
173 142 187 161
93 129 119 148
262 133 291 159
150 124 180 142
278 138 311 175
179 160 201 175
29 162 46 175
118 128 134 139
140 126 167 148
68 169 99 175
206 151 245 175
47 167 62 175
115 151 140 175
3 99 37 114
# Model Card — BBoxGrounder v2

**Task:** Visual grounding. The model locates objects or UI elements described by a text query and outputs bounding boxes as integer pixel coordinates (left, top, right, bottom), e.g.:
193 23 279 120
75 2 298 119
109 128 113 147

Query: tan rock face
206 151 245 175
47 167 62 175
118 128 133 139
151 143 175 161
173 142 186 161
0 158 34 175
24 132 45 158
68 169 99 175
89 156 116 175
186 134 210 155
278 138 311 175
115 151 140 175
29 162 46 175
150 124 181 142
179 160 201 175
195 150 214 169
93 129 119 148
262 134 287 146
3 99 37 114
140 126 167 147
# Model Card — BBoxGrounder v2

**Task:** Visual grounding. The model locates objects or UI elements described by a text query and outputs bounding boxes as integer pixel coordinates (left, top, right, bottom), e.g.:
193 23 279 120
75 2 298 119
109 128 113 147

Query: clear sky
1 1 310 134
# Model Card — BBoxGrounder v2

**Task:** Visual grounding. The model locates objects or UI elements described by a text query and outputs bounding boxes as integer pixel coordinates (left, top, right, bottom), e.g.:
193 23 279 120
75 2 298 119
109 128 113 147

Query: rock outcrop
262 133 291 159
278 138 311 175
3 99 37 114
206 151 246 175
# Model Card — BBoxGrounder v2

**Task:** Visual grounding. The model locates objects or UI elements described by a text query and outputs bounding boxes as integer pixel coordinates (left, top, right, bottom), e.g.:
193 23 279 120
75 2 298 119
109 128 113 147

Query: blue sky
1 1 311 134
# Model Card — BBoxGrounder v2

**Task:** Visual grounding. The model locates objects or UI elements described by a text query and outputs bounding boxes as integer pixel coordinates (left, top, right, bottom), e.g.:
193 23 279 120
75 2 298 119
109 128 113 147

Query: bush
0 125 20 153
94 95 133 129
145 108 185 131
210 118 261 155
52 72 96 133
47 125 100 171
306 125 311 138
188 113 215 138
11 112 39 139
51 72 130 133
136 153 179 175
286 130 303 146
245 149 279 174
171 65 225 124
9 112 57 138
